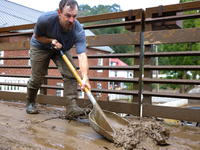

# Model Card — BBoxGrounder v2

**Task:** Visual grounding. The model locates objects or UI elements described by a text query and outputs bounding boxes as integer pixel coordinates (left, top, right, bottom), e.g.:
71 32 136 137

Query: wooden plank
0 32 33 38
85 53 140 58
86 32 140 46
0 10 142 32
0 32 140 51
143 78 200 85
145 13 200 24
0 74 138 83
83 20 141 29
144 65 200 71
77 9 142 23
0 91 139 115
0 41 30 51
97 100 139 115
144 28 200 45
143 91 200 100
143 104 200 123
0 23 35 32
144 51 200 57
146 1 200 13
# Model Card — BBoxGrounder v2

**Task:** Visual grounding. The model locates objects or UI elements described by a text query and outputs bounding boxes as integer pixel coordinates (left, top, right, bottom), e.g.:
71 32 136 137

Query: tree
78 4 135 65
156 0 200 93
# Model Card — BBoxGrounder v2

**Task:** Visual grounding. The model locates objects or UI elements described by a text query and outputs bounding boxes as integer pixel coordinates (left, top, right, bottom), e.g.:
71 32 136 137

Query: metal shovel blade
89 107 130 142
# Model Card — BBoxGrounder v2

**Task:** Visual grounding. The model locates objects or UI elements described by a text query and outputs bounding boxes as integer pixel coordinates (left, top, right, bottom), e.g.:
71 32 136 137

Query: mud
113 119 170 149
0 101 200 150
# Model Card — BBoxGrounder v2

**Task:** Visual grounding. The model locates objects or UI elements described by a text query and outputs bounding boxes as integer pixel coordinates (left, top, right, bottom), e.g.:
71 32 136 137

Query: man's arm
77 53 91 91
34 34 63 49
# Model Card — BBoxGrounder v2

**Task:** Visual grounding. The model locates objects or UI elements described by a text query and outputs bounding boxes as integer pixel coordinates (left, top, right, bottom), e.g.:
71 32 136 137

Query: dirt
0 100 200 150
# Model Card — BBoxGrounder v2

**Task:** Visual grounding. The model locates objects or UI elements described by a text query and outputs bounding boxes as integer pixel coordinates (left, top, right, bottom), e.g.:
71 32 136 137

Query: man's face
58 5 78 32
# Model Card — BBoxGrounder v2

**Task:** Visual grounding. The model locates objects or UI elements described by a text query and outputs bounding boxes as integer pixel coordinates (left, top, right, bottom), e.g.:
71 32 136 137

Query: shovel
51 45 129 142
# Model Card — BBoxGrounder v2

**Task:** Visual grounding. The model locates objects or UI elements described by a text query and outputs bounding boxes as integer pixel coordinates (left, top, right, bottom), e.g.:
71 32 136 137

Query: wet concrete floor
0 101 200 150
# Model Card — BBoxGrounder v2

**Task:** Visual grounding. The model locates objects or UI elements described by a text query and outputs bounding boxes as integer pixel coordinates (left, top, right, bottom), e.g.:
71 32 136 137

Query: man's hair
59 0 79 13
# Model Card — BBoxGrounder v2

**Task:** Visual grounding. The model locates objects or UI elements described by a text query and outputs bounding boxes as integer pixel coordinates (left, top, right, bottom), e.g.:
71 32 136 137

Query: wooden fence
0 1 199 123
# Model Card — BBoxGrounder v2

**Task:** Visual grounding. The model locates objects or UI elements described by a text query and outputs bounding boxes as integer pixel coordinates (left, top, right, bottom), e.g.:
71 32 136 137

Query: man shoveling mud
26 0 91 118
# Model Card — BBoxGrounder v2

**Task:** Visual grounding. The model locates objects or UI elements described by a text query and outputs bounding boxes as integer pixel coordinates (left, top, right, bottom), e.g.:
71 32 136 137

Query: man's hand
52 40 63 50
80 77 91 92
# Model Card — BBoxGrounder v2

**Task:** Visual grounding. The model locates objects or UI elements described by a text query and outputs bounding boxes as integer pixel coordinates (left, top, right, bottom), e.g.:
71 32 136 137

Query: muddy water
0 101 200 150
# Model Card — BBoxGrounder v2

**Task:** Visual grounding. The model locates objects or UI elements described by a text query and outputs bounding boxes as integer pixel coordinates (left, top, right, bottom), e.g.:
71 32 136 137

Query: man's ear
57 9 61 17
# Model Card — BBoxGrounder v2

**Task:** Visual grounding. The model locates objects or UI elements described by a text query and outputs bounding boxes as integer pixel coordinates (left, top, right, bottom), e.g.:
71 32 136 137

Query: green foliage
155 0 200 93
159 84 167 90
78 4 134 65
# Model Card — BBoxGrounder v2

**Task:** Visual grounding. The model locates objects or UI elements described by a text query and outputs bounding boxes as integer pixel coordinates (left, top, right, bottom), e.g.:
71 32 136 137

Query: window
97 53 103 73
79 91 84 98
0 51 4 65
1 77 28 92
96 83 102 98
115 71 117 77
56 83 63 97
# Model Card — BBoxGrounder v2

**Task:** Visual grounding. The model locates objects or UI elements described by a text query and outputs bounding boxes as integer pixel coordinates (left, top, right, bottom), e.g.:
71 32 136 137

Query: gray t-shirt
30 11 86 54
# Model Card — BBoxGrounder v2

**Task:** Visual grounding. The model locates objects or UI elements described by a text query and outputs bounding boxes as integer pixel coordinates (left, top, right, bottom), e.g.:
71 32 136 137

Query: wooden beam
0 23 35 32
0 41 30 51
144 28 200 45
143 104 200 123
77 9 142 23
146 1 200 13
0 91 139 115
86 32 140 46
0 33 140 51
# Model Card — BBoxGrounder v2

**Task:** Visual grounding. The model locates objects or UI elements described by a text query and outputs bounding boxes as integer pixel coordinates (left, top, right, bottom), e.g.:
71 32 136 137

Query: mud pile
113 119 170 150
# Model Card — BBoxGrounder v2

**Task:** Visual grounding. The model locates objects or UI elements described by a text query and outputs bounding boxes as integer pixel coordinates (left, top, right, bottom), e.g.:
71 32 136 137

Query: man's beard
61 21 74 33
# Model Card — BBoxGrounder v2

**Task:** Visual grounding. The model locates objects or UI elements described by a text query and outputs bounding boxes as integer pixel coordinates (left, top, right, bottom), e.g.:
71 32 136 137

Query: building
108 58 133 101
109 58 133 90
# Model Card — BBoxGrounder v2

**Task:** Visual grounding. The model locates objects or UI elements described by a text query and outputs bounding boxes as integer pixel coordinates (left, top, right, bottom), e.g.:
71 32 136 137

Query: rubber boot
26 88 39 114
64 79 85 117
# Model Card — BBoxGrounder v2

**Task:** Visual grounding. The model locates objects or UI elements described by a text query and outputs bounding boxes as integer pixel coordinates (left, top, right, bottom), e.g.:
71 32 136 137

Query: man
26 0 91 117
